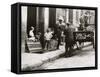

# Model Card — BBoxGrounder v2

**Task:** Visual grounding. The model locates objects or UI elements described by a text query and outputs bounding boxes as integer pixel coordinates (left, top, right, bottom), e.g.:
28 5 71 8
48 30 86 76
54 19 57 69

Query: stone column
38 7 45 49
21 6 27 53
69 9 73 24
44 8 49 32
73 9 77 26
65 9 69 23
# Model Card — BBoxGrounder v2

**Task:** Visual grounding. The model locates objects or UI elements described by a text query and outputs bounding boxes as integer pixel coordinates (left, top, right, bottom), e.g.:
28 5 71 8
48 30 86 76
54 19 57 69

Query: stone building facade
21 6 95 53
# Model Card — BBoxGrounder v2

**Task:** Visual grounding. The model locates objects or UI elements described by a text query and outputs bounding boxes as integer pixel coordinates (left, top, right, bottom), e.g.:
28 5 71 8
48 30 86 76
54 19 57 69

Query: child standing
44 28 53 50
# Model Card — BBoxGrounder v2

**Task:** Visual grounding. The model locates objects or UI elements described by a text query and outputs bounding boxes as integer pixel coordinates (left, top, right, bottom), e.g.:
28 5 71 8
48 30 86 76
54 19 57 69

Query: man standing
56 16 65 49
56 27 62 49
64 22 75 57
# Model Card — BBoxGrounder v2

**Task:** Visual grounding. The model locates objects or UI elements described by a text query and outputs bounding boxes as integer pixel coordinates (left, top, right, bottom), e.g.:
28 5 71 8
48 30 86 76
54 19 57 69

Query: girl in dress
29 26 36 42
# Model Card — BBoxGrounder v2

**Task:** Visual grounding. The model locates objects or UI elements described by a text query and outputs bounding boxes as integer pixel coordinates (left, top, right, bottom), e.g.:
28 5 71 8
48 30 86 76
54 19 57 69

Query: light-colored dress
29 30 35 41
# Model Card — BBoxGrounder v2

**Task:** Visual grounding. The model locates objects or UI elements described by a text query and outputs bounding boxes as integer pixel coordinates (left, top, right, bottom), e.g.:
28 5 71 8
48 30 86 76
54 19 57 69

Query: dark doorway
27 7 37 37
49 8 56 29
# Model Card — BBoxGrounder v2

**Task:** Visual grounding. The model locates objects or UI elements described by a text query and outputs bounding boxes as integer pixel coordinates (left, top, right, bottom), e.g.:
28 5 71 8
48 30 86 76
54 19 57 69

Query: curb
22 47 65 71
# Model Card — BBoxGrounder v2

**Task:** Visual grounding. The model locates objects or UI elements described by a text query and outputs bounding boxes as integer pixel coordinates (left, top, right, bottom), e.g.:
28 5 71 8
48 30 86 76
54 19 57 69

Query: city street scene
21 6 96 71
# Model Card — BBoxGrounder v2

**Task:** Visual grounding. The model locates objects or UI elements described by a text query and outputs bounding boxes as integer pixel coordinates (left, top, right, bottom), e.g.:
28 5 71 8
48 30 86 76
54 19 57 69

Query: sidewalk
22 45 65 70
21 42 92 70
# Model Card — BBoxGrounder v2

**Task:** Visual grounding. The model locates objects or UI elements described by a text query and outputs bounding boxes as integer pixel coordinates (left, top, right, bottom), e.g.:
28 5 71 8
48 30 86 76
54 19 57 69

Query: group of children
29 26 57 50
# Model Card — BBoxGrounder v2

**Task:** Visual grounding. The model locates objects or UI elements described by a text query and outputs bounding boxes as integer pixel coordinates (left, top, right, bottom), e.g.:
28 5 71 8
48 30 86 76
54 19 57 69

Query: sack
50 39 58 50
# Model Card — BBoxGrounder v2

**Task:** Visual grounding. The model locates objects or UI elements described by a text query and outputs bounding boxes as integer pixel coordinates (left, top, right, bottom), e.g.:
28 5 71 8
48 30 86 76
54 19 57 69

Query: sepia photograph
20 5 97 71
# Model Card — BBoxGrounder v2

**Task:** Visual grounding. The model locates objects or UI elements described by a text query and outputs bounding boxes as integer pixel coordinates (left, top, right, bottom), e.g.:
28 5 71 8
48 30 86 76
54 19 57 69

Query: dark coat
64 27 75 45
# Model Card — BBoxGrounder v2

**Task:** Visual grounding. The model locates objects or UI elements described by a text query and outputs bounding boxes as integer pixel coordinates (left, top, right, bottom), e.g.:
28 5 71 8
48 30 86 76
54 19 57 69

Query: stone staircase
26 38 42 53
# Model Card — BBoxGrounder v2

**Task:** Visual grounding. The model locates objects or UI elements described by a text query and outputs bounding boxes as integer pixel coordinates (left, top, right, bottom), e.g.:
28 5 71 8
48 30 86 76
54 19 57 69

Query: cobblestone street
39 44 95 69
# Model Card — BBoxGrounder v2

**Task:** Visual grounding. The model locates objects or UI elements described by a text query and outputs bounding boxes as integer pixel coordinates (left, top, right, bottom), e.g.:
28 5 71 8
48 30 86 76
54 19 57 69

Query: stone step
29 47 42 51
27 41 40 44
31 49 43 53
26 38 42 52
27 43 41 48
